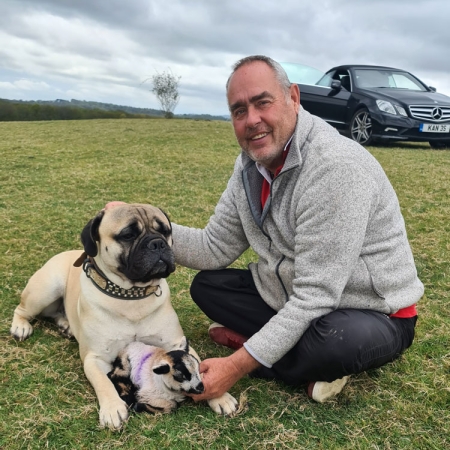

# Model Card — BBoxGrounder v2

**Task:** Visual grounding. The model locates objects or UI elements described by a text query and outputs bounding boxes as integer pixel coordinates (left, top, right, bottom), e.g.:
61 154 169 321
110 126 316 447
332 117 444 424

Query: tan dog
108 337 204 414
10 203 238 428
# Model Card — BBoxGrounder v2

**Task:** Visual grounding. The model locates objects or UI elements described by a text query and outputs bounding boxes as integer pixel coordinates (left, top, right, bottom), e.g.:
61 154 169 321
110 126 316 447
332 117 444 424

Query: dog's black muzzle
121 234 175 282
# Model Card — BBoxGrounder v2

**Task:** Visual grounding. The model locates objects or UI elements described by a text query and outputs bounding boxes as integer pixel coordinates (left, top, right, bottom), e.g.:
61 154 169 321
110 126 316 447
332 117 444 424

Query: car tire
429 141 449 149
349 108 373 145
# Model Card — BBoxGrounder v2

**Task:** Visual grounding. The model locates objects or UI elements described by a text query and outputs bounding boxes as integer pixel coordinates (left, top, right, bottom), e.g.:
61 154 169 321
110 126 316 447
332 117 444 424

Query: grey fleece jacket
172 108 424 368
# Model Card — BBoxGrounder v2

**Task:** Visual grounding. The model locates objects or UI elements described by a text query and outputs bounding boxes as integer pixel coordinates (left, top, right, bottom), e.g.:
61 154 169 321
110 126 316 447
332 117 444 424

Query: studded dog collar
81 257 162 300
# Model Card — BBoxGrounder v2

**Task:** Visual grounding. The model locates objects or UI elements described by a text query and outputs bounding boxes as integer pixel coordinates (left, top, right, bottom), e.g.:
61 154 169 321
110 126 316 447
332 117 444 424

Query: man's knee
190 269 243 306
191 269 254 300
190 271 210 306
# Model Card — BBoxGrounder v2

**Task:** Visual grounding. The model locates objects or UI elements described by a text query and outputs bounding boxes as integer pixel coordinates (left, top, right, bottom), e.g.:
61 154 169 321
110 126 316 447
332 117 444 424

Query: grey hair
226 55 292 94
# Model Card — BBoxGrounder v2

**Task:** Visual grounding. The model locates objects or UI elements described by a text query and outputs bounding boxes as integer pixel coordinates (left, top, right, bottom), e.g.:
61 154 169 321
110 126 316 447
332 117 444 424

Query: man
172 55 423 403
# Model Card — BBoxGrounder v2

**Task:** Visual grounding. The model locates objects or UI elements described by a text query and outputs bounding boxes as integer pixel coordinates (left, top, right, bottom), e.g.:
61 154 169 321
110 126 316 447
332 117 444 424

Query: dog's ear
152 362 171 375
80 210 105 257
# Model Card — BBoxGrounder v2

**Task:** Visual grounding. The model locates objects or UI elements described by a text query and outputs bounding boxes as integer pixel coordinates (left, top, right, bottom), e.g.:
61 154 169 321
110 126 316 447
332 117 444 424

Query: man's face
227 61 300 173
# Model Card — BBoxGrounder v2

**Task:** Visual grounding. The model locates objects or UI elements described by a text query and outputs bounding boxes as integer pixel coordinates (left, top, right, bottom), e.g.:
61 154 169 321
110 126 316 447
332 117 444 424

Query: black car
281 63 450 148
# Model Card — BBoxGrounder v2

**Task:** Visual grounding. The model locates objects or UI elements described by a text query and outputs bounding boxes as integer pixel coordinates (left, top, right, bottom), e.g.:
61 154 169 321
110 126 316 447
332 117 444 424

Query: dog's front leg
83 354 129 429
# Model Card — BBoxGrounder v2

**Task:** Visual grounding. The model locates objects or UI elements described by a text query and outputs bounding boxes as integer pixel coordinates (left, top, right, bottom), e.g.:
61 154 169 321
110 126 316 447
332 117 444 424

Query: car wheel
429 141 449 149
350 109 373 145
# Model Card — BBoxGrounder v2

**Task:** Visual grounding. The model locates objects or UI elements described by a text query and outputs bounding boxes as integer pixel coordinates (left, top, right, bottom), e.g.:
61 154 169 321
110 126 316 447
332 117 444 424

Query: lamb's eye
173 373 184 383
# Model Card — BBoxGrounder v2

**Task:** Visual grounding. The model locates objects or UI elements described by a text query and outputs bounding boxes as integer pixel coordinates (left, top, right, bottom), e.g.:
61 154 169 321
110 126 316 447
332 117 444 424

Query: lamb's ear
80 210 105 257
174 336 189 352
153 363 170 375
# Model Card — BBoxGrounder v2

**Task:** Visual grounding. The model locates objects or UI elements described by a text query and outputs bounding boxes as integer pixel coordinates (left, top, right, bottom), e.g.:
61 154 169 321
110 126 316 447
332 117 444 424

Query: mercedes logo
431 107 443 120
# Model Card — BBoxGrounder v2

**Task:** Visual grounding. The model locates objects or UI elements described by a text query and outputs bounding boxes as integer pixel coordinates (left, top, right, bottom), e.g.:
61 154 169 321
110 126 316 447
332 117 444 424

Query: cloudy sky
1 0 449 116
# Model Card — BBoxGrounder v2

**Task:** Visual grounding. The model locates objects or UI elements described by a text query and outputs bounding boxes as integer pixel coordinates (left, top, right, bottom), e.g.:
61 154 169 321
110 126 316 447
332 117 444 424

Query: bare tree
150 70 181 118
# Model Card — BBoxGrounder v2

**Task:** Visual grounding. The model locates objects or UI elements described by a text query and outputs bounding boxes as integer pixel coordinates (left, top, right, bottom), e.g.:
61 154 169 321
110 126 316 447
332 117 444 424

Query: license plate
419 123 450 133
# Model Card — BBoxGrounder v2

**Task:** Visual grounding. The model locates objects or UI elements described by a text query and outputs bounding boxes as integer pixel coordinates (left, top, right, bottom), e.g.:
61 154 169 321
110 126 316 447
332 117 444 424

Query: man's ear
290 83 301 114
80 211 104 257
153 363 170 375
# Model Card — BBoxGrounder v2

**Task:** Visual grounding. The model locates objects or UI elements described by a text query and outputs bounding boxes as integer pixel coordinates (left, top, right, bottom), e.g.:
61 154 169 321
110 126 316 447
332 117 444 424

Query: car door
298 70 351 130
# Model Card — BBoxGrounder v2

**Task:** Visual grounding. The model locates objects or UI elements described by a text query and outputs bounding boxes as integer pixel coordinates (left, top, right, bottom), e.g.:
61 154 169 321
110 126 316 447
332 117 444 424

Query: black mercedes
281 63 450 148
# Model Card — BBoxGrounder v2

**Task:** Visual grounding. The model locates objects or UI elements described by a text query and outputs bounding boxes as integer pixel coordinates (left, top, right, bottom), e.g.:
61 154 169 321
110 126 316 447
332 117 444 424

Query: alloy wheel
350 110 373 145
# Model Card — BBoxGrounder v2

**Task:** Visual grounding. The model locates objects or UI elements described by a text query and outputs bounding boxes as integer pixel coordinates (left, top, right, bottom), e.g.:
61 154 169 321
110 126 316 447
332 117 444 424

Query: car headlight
376 100 408 117
394 105 407 117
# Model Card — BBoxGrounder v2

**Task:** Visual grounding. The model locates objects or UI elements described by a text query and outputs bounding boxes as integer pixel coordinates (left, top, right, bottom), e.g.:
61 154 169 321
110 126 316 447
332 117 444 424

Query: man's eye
234 109 245 118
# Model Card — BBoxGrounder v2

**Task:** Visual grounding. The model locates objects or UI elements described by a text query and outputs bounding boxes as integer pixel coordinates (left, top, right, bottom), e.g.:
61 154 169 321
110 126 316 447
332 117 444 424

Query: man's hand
188 347 261 401
104 201 127 210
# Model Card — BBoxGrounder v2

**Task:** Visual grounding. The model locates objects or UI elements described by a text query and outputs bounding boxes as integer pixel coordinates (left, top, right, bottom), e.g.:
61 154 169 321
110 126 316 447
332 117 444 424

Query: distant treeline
0 99 154 122
0 98 229 122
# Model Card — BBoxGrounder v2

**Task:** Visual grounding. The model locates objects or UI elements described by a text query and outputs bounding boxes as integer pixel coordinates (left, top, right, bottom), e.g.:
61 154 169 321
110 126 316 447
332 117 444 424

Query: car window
316 71 352 90
280 62 325 85
316 72 335 87
354 69 427 91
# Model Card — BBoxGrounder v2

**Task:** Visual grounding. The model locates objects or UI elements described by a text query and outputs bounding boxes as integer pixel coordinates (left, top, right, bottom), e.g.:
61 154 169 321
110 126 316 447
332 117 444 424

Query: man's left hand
188 347 261 401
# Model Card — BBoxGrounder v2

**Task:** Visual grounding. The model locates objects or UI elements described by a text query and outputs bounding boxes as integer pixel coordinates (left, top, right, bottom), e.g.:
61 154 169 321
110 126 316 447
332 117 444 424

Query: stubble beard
241 125 289 170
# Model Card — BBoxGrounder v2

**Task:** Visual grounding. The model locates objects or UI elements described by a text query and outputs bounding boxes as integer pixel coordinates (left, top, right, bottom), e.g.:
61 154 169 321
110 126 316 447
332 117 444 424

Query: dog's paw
207 392 238 417
99 398 129 429
54 315 73 339
10 317 33 341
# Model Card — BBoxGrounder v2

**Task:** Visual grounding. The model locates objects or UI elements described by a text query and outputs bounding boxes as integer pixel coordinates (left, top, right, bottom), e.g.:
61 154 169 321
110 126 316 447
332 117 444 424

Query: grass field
1 118 449 449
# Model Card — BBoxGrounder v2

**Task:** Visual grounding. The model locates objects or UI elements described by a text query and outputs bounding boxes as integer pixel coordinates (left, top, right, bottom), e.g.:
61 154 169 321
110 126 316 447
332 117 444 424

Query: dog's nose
147 239 166 251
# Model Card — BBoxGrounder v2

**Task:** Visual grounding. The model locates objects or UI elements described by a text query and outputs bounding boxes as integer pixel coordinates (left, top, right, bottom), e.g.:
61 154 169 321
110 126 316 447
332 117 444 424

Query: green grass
1 119 449 449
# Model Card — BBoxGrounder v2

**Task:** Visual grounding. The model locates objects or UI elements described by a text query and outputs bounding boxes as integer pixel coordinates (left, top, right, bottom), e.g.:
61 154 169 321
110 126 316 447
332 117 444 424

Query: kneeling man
172 55 423 403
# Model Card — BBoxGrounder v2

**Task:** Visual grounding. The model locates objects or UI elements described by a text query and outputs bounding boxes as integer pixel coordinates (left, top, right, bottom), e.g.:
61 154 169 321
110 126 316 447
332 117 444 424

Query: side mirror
429 86 436 92
331 80 342 91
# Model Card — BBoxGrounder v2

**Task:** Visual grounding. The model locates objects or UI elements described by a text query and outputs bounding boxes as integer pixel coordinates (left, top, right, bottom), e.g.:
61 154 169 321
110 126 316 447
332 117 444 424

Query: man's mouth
250 132 269 141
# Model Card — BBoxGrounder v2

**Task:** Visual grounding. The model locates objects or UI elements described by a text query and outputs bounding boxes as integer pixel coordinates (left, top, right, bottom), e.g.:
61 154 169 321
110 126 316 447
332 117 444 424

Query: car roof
328 64 407 72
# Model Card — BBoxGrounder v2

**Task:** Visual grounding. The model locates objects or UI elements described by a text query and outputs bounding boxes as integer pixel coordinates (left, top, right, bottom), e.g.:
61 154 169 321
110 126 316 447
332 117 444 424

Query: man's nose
246 105 261 128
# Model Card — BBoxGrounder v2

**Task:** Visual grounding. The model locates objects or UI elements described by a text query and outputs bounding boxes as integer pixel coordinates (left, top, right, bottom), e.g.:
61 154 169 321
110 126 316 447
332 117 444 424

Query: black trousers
190 269 417 386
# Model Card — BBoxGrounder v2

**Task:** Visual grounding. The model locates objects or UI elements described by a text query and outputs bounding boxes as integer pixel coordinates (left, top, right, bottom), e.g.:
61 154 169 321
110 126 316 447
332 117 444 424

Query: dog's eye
120 233 135 241
117 225 139 241
155 219 171 237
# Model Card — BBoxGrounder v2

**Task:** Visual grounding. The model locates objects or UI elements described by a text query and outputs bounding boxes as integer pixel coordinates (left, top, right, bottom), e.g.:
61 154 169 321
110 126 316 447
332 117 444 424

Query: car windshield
280 63 324 85
353 69 427 91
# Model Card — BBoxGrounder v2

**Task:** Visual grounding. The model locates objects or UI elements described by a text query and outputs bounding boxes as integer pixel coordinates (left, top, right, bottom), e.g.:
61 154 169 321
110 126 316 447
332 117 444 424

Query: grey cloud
0 0 449 114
